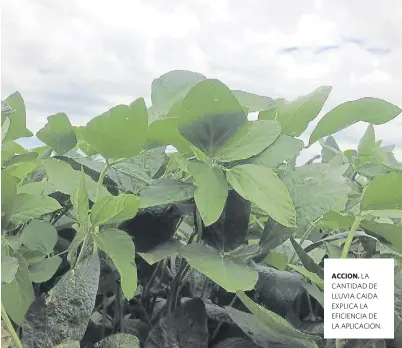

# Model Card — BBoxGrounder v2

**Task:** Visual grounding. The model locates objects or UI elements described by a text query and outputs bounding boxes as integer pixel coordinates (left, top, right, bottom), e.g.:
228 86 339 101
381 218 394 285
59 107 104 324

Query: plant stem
2 303 23 348
341 215 362 259
74 233 90 268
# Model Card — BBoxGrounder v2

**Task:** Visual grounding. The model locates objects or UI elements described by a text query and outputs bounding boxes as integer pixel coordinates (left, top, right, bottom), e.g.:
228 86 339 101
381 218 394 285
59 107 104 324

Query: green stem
2 303 23 348
341 215 362 259
74 233 90 268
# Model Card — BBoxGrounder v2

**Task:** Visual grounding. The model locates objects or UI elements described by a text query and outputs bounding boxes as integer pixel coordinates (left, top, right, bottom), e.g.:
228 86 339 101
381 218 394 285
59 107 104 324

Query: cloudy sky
2 0 402 161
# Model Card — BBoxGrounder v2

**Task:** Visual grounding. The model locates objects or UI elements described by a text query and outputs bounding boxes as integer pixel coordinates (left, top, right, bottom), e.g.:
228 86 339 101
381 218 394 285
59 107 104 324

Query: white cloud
2 0 401 161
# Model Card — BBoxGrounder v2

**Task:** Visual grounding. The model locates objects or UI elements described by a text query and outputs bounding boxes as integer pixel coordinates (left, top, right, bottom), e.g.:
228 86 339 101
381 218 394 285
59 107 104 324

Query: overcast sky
2 0 402 161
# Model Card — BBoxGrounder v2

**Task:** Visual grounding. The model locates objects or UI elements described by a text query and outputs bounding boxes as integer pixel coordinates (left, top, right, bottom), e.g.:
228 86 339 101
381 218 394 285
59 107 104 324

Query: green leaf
2 92 33 142
321 136 340 163
226 164 296 227
93 229 137 299
149 70 206 122
287 264 324 290
2 140 26 163
361 220 402 254
1 249 35 325
17 182 56 196
259 86 331 137
138 240 183 265
5 161 37 181
1 171 17 228
93 333 140 348
21 254 100 347
180 243 258 293
82 98 148 159
264 252 289 271
43 158 110 201
29 256 62 283
90 194 140 226
309 98 402 145
145 117 192 153
36 113 77 155
290 237 324 279
231 90 275 112
1 255 19 283
20 220 58 255
282 163 350 227
1 115 10 142
228 290 319 348
139 178 195 208
361 173 402 211
215 120 281 162
71 168 90 230
357 124 376 157
247 135 304 168
178 79 247 157
10 193 62 225
188 161 228 226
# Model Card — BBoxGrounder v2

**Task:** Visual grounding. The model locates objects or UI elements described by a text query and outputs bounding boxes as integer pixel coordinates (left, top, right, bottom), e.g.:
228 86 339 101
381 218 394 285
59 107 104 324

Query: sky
2 0 402 162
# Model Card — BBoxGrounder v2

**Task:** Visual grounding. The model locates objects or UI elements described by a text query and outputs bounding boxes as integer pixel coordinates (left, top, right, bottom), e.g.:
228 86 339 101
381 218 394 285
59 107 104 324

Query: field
1 70 402 348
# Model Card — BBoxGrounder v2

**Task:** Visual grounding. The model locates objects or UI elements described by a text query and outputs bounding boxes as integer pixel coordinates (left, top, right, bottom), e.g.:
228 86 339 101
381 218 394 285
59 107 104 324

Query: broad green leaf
2 140 26 163
17 182 56 196
93 229 137 299
264 252 289 271
43 158 110 201
226 164 296 227
139 178 195 208
138 240 183 265
1 255 19 283
231 90 275 112
282 163 350 227
1 171 16 228
260 219 295 251
90 194 140 226
73 126 98 156
2 91 33 142
2 249 35 325
146 117 192 154
20 220 58 255
36 113 77 155
6 152 38 166
180 243 258 293
1 115 10 142
71 168 90 229
228 291 319 348
20 248 47 265
259 86 331 137
178 79 247 157
188 161 228 226
358 124 376 157
361 220 402 254
21 254 100 347
321 136 340 163
149 70 206 122
309 98 402 145
82 98 148 159
5 161 37 180
29 256 62 283
10 193 62 225
361 173 402 211
290 237 324 279
287 264 324 290
215 120 281 162
247 135 304 168
93 333 140 348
